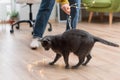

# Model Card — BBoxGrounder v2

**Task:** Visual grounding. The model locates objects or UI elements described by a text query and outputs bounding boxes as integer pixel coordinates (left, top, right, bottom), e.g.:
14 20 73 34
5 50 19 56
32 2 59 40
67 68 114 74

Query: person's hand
61 4 70 15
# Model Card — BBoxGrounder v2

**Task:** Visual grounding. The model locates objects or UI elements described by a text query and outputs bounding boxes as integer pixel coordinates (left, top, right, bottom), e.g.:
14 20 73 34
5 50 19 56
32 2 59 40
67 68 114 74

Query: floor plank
0 22 120 80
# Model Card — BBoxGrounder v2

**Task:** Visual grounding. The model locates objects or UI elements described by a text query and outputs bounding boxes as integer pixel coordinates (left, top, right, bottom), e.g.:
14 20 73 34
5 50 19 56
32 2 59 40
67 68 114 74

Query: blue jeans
66 0 80 30
33 0 55 38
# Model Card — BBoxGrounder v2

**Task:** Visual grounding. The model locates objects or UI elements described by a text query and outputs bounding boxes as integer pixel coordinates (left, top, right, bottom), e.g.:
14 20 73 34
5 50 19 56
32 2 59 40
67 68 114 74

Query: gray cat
40 29 119 69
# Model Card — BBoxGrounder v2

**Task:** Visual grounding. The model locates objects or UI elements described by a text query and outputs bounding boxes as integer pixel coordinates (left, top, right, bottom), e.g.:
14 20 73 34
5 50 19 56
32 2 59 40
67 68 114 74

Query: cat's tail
94 36 119 47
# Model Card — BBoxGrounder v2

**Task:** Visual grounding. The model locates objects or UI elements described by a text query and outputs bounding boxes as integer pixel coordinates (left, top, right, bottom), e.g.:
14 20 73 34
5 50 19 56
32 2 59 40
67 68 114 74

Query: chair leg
88 12 93 23
109 12 113 26
99 12 104 21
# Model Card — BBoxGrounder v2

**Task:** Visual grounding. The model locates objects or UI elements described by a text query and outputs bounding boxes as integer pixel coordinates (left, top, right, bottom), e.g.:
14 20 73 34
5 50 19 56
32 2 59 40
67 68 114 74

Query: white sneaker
30 38 41 49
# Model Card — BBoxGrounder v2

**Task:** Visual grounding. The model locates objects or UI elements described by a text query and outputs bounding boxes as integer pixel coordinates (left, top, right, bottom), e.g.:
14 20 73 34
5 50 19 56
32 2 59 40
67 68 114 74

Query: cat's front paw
71 66 79 69
49 62 54 65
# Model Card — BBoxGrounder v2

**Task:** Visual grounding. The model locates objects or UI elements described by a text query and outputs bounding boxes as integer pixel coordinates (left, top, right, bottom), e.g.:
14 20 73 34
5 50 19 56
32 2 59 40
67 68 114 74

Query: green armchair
82 0 120 25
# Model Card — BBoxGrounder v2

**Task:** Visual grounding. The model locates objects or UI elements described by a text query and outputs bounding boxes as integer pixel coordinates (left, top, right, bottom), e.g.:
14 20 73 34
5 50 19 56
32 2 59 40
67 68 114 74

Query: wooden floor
0 21 120 80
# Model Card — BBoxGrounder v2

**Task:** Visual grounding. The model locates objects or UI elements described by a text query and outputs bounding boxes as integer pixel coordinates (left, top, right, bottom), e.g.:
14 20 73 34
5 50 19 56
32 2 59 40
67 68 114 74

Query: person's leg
30 0 55 49
66 0 80 30
33 0 55 38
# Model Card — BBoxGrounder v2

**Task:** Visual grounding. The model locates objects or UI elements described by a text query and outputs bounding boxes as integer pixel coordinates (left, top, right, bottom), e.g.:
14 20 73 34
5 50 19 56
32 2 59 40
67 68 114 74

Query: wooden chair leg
99 12 104 21
88 12 93 23
109 12 113 26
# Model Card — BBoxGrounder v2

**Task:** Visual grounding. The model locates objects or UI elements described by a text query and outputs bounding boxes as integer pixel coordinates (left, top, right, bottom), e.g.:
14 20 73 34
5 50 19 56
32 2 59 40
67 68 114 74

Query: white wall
18 3 57 21
0 3 11 20
0 4 7 20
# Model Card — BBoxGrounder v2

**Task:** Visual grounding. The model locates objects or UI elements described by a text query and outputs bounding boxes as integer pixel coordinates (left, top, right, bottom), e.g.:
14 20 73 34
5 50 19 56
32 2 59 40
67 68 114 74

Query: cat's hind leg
82 54 92 66
71 56 85 69
63 52 70 69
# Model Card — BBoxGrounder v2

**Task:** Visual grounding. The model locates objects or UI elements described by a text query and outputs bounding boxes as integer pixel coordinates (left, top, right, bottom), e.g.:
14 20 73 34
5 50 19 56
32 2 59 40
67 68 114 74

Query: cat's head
40 36 52 50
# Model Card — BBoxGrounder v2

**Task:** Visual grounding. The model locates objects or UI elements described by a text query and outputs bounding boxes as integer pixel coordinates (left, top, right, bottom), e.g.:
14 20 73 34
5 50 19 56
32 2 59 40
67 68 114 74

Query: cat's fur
40 29 119 69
